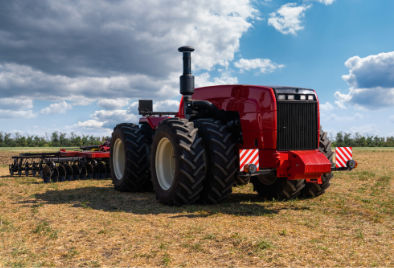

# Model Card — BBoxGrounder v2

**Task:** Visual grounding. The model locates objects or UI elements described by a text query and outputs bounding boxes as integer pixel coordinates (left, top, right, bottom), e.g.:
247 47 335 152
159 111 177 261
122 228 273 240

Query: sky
0 0 393 138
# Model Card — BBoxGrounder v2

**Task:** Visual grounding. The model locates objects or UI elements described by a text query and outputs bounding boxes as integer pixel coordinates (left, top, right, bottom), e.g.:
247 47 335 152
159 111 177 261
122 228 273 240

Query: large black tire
151 118 206 205
302 127 334 197
252 177 305 200
110 123 152 192
195 119 238 204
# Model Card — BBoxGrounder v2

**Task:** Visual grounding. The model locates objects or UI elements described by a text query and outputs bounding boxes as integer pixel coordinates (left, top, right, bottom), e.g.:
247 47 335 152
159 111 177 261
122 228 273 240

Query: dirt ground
0 148 393 266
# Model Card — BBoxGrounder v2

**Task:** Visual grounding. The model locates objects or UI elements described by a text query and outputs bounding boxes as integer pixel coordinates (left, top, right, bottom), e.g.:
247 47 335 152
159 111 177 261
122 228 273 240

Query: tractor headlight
308 95 314 100
287 94 295 100
300 95 306 100
278 94 286 100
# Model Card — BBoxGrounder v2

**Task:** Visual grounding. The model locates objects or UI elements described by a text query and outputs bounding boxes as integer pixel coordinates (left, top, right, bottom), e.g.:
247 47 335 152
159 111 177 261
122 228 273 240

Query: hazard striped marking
335 147 352 168
239 149 259 171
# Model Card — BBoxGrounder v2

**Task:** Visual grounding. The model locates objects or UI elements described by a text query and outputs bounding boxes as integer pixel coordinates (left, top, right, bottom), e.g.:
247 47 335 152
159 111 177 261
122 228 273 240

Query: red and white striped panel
335 147 352 168
239 149 259 171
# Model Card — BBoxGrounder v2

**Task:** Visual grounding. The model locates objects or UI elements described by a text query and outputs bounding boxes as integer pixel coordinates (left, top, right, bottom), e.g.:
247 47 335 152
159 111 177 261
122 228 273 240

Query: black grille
276 102 318 150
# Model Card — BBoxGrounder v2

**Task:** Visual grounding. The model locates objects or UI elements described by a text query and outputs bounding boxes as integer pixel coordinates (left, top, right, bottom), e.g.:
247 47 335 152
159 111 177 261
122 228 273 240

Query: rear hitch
238 167 275 178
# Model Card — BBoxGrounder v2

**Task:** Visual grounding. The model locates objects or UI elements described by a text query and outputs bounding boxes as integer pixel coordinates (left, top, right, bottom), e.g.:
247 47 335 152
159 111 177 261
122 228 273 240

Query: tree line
332 132 394 147
0 132 109 147
0 131 393 147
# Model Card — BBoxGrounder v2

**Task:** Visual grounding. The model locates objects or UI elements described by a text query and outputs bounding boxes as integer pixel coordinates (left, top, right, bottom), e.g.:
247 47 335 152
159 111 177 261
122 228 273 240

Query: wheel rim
113 138 126 180
155 137 176 190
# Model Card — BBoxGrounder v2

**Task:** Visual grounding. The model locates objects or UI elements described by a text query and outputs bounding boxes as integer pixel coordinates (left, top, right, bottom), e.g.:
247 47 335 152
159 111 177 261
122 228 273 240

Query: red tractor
110 46 357 205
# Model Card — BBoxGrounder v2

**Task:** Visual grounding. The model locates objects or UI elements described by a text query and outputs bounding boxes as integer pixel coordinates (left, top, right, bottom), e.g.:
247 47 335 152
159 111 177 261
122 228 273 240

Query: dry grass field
0 148 393 266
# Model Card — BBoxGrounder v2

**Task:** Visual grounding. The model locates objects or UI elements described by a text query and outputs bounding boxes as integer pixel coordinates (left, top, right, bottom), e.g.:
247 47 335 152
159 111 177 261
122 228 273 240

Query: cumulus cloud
334 91 352 109
234 58 284 73
0 97 33 110
97 98 129 110
268 3 311 35
40 101 72 114
323 111 364 122
0 63 180 100
153 100 180 113
335 51 394 109
0 97 35 119
319 101 334 111
77 120 104 129
342 51 394 89
77 109 139 132
0 0 255 78
197 71 239 87
313 0 335 5
0 109 35 119
0 0 257 125
78 98 181 132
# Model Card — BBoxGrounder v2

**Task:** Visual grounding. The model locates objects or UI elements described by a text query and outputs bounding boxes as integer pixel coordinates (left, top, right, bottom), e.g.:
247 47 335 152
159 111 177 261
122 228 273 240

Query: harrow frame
9 146 110 183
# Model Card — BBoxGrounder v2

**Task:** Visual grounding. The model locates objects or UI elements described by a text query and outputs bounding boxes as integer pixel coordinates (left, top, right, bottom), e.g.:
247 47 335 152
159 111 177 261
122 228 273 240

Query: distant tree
343 133 352 147
51 132 59 147
4 133 13 146
59 132 67 146
334 132 344 147
0 131 392 148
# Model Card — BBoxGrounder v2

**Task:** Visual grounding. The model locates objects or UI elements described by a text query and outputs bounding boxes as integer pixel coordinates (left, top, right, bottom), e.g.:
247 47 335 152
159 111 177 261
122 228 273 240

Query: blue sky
0 0 393 138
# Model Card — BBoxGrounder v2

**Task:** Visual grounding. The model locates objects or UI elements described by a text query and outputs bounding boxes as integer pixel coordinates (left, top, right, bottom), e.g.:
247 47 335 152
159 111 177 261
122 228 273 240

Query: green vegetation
333 132 394 147
0 132 109 147
32 221 58 239
1 130 393 147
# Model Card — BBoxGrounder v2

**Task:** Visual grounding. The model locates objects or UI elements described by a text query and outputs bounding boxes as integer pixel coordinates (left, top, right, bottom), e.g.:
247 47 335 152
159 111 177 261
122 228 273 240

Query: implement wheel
71 164 80 180
195 119 237 204
110 123 152 192
42 165 51 183
51 167 59 182
302 127 334 197
151 118 206 205
64 164 73 181
24 163 29 176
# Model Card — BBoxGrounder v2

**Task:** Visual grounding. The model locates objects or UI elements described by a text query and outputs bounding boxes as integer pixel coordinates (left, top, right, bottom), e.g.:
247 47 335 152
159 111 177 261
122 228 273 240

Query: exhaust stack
178 46 194 117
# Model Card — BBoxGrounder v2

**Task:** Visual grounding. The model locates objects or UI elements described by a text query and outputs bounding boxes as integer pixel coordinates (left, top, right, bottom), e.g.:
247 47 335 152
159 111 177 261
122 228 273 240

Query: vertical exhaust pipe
178 46 194 118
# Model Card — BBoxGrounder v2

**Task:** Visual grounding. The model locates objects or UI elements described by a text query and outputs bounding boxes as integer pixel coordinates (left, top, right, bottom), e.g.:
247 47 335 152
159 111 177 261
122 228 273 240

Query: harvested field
0 148 393 266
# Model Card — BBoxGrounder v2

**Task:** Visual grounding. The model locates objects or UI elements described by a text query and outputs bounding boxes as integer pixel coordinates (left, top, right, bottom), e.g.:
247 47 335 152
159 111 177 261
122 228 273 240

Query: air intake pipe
178 46 195 118
178 46 223 120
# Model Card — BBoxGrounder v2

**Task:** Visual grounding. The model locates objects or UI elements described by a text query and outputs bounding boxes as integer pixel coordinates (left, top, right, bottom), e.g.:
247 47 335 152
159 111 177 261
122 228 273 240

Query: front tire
252 127 334 200
252 177 305 200
151 118 206 205
110 123 152 192
302 127 334 197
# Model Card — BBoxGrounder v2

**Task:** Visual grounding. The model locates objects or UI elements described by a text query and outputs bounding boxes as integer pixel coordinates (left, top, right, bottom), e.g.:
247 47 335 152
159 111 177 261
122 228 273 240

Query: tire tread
111 123 152 192
152 118 206 205
195 119 238 204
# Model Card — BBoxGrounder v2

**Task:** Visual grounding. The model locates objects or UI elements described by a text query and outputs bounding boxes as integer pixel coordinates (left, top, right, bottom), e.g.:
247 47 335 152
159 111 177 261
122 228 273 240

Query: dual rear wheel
110 118 237 205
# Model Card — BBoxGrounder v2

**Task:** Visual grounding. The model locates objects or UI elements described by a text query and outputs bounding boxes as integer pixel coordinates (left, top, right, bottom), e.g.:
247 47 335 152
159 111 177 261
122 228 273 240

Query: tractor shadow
33 186 310 217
